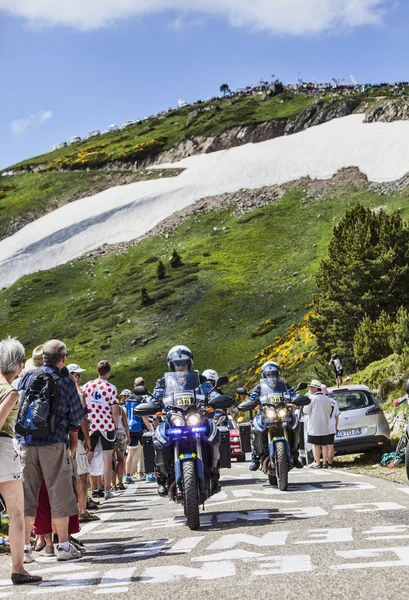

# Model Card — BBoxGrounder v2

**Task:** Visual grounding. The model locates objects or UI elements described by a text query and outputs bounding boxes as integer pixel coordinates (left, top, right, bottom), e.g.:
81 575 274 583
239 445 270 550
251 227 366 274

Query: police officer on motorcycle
249 361 304 471
152 346 221 497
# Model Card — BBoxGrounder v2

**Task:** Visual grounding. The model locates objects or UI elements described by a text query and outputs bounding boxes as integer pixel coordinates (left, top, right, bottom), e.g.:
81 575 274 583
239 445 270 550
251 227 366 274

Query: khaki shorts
76 440 90 476
0 437 22 483
20 443 78 519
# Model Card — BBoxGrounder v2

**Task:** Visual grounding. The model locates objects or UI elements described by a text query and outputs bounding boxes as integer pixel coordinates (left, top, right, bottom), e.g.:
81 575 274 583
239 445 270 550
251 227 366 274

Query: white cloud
0 0 388 34
10 110 52 135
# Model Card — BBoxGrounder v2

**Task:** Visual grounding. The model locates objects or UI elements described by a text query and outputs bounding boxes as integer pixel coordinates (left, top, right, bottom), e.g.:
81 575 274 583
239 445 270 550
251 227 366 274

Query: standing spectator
0 337 42 585
112 394 130 490
67 363 98 522
321 384 340 469
303 379 333 469
329 354 343 387
17 339 84 562
83 360 120 499
124 378 150 483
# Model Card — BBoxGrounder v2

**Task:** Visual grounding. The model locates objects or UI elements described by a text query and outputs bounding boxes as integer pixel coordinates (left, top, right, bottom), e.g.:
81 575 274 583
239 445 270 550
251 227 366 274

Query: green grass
1 182 404 393
4 92 369 173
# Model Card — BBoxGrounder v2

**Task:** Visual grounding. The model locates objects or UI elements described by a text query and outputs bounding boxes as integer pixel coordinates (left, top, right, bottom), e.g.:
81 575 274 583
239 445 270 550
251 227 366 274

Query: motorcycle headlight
171 415 185 427
265 408 276 419
277 408 288 418
187 414 201 426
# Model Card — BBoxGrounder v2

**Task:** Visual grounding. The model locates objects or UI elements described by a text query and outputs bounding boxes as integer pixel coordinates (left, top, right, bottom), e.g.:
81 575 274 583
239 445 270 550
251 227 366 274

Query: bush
157 260 166 280
170 249 183 268
140 287 154 307
353 311 394 368
390 306 409 355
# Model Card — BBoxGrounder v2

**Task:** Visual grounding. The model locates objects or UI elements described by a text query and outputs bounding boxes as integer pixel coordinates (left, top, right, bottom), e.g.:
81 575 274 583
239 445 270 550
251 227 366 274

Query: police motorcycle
238 383 309 491
133 372 234 530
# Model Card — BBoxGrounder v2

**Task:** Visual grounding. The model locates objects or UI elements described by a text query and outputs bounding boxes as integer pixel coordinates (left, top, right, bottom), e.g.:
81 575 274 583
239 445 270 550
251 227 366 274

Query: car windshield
331 389 374 412
227 418 238 430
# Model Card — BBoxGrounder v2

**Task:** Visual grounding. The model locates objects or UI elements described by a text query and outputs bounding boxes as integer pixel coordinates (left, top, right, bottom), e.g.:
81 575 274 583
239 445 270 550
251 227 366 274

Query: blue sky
0 0 408 169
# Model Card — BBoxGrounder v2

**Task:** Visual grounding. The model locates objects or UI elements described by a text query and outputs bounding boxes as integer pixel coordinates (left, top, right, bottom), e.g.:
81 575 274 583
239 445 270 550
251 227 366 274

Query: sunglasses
174 360 189 367
72 373 81 378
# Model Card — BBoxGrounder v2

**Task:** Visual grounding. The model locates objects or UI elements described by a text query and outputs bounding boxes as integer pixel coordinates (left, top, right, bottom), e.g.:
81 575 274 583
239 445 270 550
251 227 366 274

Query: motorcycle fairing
253 413 266 433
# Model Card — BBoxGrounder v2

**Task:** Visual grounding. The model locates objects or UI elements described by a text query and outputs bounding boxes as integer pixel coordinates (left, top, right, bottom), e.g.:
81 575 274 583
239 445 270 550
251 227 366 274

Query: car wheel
236 455 246 463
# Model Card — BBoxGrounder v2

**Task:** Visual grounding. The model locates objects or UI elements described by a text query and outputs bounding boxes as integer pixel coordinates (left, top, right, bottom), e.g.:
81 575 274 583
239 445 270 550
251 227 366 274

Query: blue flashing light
168 428 182 435
191 426 206 433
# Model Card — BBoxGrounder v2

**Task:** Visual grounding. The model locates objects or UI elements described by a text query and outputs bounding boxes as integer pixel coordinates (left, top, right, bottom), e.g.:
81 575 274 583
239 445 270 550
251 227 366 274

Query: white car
299 384 390 461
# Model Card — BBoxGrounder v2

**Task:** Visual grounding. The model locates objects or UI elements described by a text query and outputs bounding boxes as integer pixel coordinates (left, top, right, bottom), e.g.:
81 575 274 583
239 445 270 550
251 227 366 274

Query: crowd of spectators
0 336 152 586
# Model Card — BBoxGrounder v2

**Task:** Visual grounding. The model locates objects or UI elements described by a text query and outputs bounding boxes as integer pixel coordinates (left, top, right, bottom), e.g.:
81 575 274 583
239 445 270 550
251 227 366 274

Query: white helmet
167 345 193 371
202 369 218 384
261 361 280 379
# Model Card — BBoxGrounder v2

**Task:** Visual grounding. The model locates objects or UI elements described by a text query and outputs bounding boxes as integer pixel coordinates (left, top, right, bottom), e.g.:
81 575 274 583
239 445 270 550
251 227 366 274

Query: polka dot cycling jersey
83 378 118 433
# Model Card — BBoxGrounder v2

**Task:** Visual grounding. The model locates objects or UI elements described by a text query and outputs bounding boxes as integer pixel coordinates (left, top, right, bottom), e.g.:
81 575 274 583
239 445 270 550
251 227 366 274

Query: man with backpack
16 339 85 562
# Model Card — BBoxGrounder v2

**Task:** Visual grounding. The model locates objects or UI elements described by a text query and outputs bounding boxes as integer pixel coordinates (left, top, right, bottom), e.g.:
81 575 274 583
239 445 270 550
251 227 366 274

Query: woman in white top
322 384 340 469
329 354 343 387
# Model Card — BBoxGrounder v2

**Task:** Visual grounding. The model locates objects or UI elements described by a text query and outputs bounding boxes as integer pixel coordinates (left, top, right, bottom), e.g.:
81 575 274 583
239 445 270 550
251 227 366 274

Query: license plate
177 397 193 406
337 428 362 437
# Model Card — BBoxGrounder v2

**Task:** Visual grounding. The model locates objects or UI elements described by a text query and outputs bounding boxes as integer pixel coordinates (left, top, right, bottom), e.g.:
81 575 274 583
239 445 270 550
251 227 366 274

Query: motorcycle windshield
258 381 291 404
163 371 201 408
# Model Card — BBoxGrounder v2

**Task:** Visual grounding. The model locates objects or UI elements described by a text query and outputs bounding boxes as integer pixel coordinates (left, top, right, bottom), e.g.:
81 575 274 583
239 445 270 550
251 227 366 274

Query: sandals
79 511 100 522
86 498 100 510
116 483 126 490
12 573 42 585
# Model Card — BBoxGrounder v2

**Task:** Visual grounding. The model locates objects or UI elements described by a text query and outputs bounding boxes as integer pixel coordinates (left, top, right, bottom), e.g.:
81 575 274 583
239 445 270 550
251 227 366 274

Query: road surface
1 461 409 599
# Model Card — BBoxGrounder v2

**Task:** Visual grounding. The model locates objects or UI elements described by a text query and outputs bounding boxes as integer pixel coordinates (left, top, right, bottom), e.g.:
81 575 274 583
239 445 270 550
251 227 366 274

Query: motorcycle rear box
142 432 155 474
220 427 232 469
239 422 252 453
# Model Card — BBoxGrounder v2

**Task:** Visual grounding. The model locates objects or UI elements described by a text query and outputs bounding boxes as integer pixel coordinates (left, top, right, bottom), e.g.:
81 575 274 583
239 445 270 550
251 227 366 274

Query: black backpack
15 369 61 439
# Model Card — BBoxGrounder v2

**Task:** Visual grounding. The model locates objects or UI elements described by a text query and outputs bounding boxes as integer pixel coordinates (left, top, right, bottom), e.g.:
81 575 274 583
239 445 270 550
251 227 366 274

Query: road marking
75 512 115 537
192 549 264 562
140 561 236 583
207 531 290 550
333 502 406 512
27 570 100 595
253 554 315 575
332 546 409 570
164 537 205 554
397 487 409 495
364 525 409 540
94 567 135 594
294 528 353 545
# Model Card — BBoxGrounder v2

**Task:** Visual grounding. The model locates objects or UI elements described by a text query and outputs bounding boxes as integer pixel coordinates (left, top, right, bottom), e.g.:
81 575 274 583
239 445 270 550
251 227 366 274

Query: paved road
2 461 409 599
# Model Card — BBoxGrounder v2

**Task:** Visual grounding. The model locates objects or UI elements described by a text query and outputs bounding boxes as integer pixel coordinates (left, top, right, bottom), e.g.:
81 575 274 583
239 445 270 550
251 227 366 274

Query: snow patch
1 114 409 287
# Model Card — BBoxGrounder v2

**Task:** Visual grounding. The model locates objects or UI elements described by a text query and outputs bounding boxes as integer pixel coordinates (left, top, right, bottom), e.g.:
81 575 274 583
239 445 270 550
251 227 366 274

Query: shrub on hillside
353 311 394 368
389 306 409 356
170 249 183 268
157 260 166 280
310 203 409 361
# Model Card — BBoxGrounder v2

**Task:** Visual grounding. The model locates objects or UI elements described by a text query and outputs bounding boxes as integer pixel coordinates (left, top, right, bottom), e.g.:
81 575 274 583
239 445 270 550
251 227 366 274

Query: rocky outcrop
148 98 361 166
364 98 409 123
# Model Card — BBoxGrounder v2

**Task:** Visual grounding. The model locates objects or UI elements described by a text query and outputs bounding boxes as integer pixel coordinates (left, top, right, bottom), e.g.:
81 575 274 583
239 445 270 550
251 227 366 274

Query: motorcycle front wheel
275 441 289 491
182 461 200 530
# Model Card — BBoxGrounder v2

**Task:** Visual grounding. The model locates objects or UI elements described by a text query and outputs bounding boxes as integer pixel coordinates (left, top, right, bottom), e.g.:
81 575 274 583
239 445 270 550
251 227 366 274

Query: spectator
112 393 130 490
83 360 120 499
329 354 343 387
321 384 340 469
0 337 42 585
124 378 150 483
67 363 98 523
17 339 84 563
303 379 333 469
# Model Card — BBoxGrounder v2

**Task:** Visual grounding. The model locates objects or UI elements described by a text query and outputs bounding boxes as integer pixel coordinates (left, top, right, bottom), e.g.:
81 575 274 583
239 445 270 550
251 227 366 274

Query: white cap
67 363 86 373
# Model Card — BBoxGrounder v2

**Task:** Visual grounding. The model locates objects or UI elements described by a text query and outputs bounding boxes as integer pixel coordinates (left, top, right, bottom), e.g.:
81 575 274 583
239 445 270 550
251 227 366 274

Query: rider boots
211 469 221 495
156 474 168 497
249 451 261 471
293 453 304 469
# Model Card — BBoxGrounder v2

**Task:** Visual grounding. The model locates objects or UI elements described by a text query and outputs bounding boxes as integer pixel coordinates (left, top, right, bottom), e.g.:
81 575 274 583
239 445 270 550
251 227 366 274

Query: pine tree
140 287 154 307
309 204 409 360
157 260 166 280
170 249 183 268
353 311 394 368
390 306 409 355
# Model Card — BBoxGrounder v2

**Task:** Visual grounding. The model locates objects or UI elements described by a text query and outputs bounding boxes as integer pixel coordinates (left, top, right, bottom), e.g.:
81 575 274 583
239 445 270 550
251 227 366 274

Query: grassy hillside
1 182 403 393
